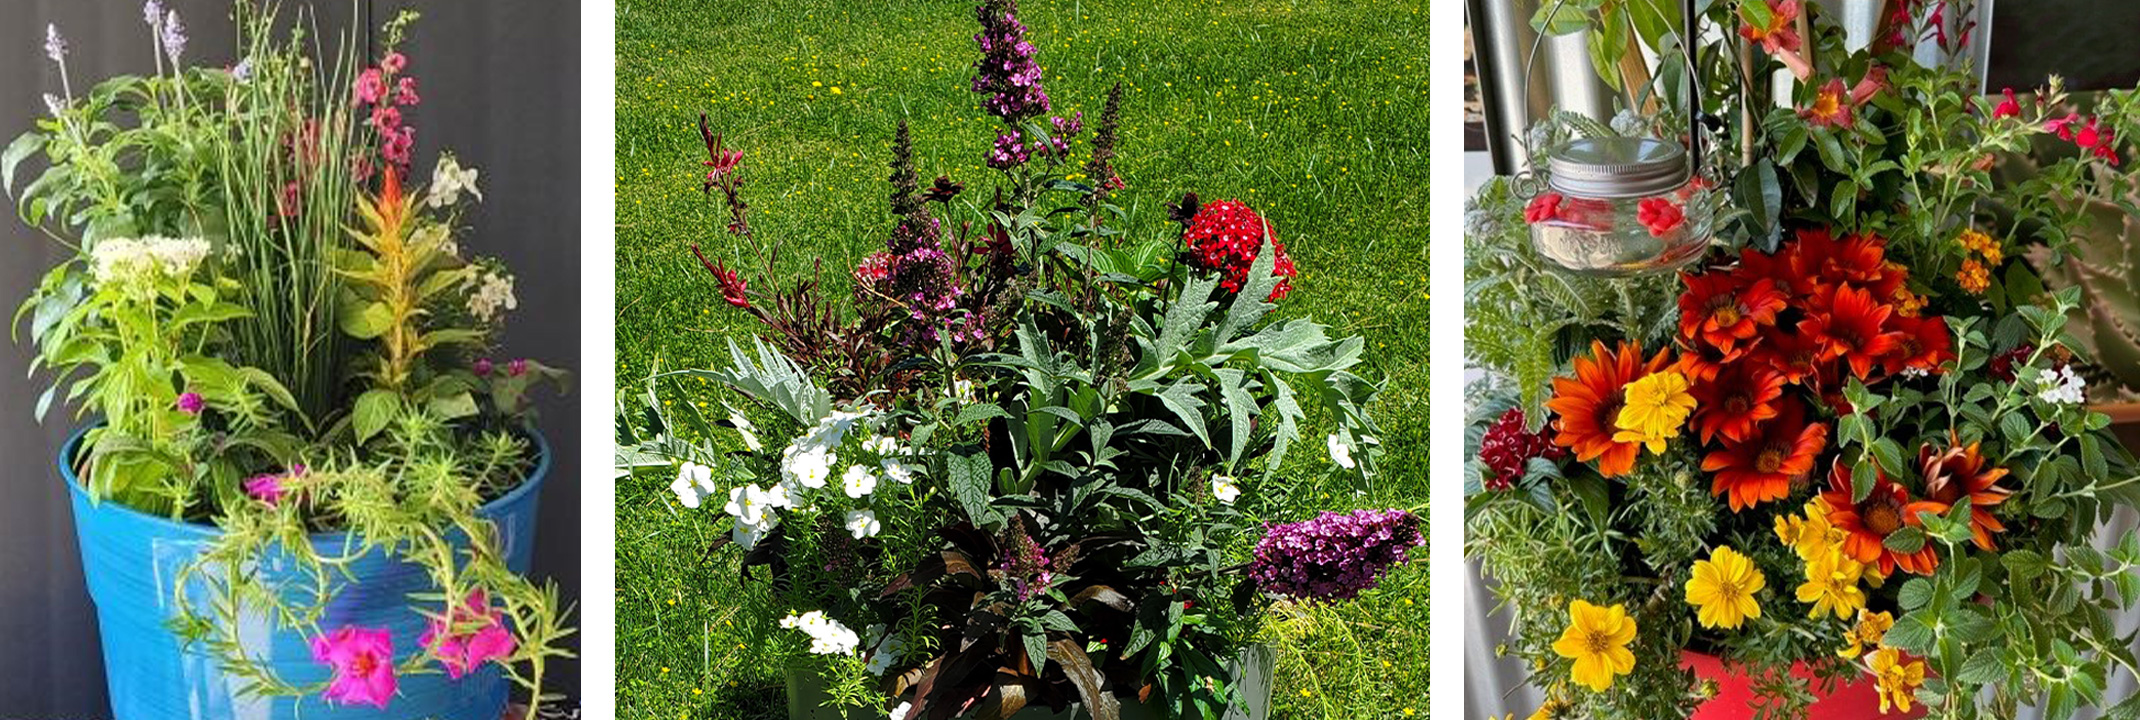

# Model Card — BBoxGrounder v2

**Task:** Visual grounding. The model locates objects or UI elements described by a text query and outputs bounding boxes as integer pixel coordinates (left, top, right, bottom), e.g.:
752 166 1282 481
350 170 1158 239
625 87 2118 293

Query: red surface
1680 651 1925 720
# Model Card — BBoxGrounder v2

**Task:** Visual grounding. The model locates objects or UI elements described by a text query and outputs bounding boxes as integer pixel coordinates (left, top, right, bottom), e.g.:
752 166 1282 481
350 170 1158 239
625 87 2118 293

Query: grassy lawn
612 0 1428 717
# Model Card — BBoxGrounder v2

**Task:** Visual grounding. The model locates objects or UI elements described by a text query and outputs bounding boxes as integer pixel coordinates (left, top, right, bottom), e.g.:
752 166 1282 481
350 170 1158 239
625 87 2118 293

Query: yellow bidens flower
1685 546 1765 630
1774 499 1841 561
1869 647 1927 713
1552 599 1638 692
1795 549 1867 620
1527 697 1568 720
1839 609 1894 659
1612 370 1695 454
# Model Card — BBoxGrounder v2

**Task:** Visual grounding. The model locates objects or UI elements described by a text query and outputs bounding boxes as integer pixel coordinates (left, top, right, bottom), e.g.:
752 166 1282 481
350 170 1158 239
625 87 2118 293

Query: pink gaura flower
311 626 397 708
354 69 386 104
380 52 407 75
1636 197 1686 238
420 590 517 680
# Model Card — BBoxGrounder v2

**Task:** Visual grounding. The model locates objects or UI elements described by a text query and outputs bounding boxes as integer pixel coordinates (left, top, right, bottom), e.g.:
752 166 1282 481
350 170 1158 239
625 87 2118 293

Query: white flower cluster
671 407 931 549
468 270 518 322
779 611 859 655
425 153 483 209
2039 366 2087 405
89 236 210 286
1210 474 1241 505
863 624 907 676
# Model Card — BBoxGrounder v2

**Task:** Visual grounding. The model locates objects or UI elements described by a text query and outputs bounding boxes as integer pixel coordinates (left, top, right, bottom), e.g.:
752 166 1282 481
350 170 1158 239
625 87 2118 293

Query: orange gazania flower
1909 438 2011 550
1754 327 1826 386
1882 314 1955 376
1802 284 1900 379
1691 363 1786 445
1547 340 1673 478
1678 271 1786 357
1702 398 1826 512
1820 461 1941 576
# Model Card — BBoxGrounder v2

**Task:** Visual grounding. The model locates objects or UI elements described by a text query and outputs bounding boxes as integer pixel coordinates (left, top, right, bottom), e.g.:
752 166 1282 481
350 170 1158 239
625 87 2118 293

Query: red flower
1524 193 1564 224
1678 271 1786 357
1182 199 1298 301
1754 328 1827 386
1740 0 1803 55
2047 113 2082 141
1546 341 1674 478
1992 88 2021 119
691 244 751 309
1636 197 1686 237
1881 314 1954 375
1802 284 1900 379
1701 398 1826 512
1802 79 1856 128
1913 438 2011 551
1690 363 1786 445
1820 461 1941 576
1478 408 1565 490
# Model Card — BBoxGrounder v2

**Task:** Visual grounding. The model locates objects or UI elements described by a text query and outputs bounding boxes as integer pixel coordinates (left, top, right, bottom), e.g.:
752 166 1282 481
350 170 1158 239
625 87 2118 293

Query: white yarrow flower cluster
2039 366 2087 405
425 152 483 208
90 236 211 286
468 270 518 322
779 611 860 655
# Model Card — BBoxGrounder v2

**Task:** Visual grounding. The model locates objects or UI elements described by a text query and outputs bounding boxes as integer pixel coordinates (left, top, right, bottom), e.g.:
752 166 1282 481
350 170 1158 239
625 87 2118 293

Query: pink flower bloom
394 77 420 106
278 181 302 219
2047 113 2082 141
176 392 204 415
474 358 494 377
383 127 416 167
244 475 286 505
354 69 386 104
420 590 517 680
1637 197 1686 237
380 52 407 75
311 626 397 708
371 105 401 132
1992 88 2021 119
508 359 529 377
2077 117 2105 149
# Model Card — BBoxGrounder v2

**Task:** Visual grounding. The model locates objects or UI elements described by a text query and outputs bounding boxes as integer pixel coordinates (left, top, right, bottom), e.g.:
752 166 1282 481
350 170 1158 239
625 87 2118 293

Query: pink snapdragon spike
176 392 204 415
311 626 397 708
421 589 518 680
380 51 408 75
354 69 386 104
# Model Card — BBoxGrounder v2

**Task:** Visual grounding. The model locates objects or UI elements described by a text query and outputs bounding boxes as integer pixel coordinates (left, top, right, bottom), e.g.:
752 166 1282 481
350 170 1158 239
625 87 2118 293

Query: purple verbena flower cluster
1248 509 1422 602
970 0 1049 123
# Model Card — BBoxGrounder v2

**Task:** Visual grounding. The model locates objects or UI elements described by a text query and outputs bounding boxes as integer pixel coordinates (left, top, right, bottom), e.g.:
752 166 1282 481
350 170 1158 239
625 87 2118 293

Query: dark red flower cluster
1679 229 1955 511
1477 408 1564 490
1183 199 1297 301
2047 113 2122 166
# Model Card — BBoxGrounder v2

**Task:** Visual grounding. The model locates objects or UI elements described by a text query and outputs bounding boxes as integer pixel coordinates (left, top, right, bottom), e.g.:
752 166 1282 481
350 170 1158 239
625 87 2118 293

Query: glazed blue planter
60 426 549 720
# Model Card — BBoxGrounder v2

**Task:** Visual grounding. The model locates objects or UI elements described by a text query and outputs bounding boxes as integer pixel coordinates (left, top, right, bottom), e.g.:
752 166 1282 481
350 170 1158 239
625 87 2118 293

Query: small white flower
731 411 763 451
842 464 879 499
668 462 716 509
951 378 977 404
1327 434 1355 470
1210 474 1241 505
845 509 881 539
732 515 775 550
863 625 906 676
763 480 798 510
864 435 898 455
881 458 920 485
467 270 518 323
724 483 773 526
780 611 861 655
425 152 483 208
90 236 211 286
782 446 836 489
888 701 913 720
2038 366 2087 405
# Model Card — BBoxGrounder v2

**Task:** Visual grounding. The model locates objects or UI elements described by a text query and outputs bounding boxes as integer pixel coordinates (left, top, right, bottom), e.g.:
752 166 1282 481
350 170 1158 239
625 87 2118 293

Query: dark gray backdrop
0 1 580 713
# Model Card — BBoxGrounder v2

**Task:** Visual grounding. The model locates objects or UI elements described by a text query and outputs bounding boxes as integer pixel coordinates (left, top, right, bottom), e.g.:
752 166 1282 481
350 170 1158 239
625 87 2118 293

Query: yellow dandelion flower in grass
1869 647 1926 713
1551 599 1637 692
1839 609 1894 659
1685 546 1765 630
1795 548 1866 620
1612 371 1695 454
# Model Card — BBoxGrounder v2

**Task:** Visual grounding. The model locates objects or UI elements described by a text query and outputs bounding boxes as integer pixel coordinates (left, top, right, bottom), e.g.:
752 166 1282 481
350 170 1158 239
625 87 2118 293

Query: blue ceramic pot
61 426 549 720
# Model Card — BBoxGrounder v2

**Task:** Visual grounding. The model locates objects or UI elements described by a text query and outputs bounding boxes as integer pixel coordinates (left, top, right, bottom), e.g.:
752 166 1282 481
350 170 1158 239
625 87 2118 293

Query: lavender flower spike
969 0 1049 123
144 0 166 27
161 10 187 61
44 24 67 63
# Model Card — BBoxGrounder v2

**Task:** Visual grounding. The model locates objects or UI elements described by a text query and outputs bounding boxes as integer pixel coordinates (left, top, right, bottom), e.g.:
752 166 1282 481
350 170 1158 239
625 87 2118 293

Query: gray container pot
786 645 1274 720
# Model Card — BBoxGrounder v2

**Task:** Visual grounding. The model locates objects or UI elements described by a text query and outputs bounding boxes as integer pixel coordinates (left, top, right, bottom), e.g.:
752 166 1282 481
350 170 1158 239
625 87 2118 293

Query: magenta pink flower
243 475 286 505
380 52 407 75
311 626 397 708
354 69 386 104
474 358 495 377
1992 88 2021 119
370 105 402 132
176 392 204 415
2047 113 2082 140
394 77 420 106
420 590 517 680
508 359 529 377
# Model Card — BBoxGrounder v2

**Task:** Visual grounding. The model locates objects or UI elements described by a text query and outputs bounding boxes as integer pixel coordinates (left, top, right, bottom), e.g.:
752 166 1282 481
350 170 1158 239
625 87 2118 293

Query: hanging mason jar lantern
1523 135 1712 276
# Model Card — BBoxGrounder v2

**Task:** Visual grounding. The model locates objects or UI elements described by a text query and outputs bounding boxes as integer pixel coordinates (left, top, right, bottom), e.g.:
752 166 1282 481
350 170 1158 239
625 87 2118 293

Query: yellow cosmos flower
1685 546 1765 630
1869 647 1926 713
1527 697 1568 720
1796 548 1866 620
1839 609 1894 659
1612 371 1695 453
1774 499 1843 561
1552 599 1638 692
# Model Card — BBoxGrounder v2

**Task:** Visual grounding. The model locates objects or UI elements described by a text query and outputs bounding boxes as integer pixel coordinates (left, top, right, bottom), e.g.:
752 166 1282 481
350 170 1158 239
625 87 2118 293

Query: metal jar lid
1545 136 1691 199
